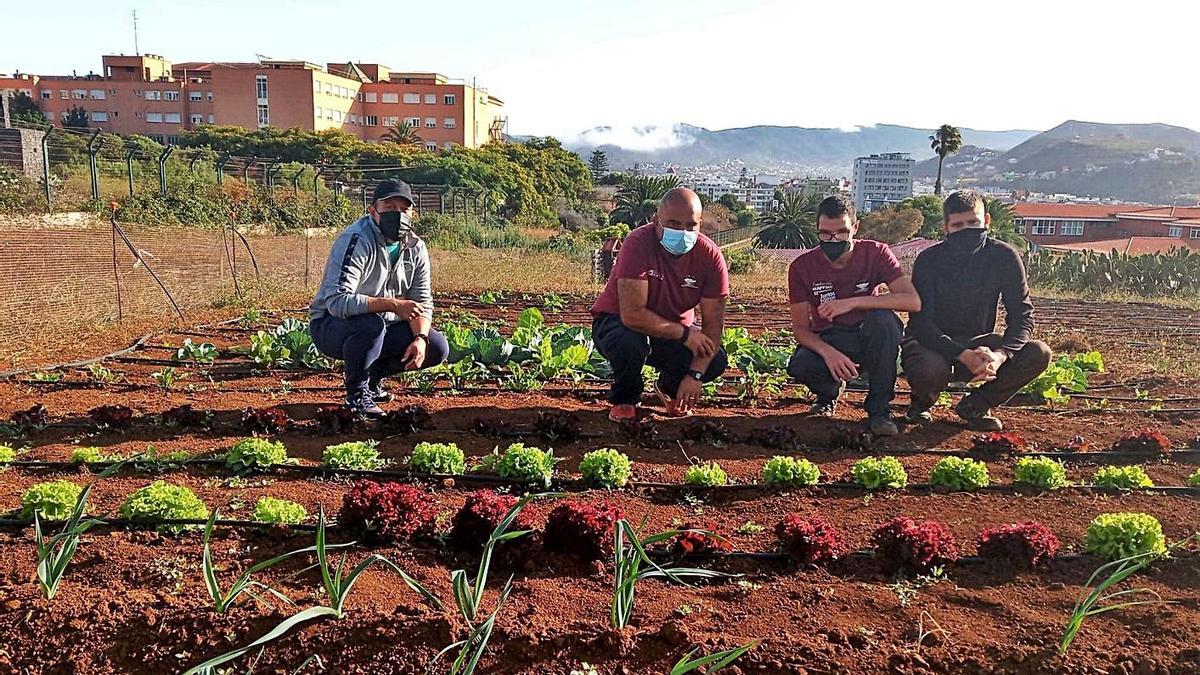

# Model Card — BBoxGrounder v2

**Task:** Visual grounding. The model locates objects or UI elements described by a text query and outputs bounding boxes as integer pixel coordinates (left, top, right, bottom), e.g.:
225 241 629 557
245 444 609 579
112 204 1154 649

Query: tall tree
752 191 821 248
382 120 423 146
587 149 610 180
610 175 679 225
929 124 963 197
63 105 89 129
8 92 51 129
897 194 945 239
857 206 923 244
983 198 1028 250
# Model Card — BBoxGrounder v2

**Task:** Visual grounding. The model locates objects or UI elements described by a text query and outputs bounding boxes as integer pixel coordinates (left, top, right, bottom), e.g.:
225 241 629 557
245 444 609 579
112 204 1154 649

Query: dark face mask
820 241 850 261
944 227 988 252
376 210 413 243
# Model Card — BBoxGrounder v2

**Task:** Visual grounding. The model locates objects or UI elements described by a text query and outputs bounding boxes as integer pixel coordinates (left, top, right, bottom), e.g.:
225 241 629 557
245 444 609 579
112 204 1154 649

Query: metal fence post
86 129 104 201
266 159 279 193
242 156 254 184
291 166 304 191
216 154 230 186
312 167 324 198
331 171 343 208
126 149 136 197
360 184 367 210
158 145 174 197
41 128 53 212
188 155 201 174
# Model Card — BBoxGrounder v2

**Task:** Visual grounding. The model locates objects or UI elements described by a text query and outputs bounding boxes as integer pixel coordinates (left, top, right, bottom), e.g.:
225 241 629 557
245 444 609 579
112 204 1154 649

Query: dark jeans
901 334 1052 411
592 313 728 406
787 309 902 419
311 314 450 400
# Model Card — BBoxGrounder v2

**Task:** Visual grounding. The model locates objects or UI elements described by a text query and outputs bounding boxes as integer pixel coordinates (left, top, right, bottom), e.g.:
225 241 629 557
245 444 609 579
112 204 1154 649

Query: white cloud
565 123 696 151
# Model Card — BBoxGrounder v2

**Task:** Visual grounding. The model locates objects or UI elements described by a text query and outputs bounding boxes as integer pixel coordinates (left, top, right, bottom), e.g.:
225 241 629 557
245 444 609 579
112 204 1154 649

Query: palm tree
383 120 423 146
752 191 821 249
609 175 680 225
983 198 1028 250
929 124 963 197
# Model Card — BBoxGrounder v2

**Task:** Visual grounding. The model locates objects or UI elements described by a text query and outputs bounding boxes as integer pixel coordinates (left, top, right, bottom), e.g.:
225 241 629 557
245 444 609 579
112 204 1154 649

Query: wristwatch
686 369 704 382
413 333 429 343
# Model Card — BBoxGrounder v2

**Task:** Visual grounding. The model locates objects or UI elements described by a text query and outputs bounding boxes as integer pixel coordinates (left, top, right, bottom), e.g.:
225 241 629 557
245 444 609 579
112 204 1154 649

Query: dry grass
431 249 598 295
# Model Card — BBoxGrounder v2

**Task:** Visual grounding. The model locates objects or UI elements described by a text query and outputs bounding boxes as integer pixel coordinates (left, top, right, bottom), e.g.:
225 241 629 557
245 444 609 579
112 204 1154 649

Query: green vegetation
323 440 386 471
119 482 210 533
1084 513 1167 560
486 443 558 487
227 438 288 474
1092 465 1154 490
252 497 309 525
578 449 633 488
851 456 908 490
929 457 991 491
683 461 728 487
1019 352 1105 405
408 442 465 475
1014 456 1070 489
20 481 84 521
761 456 820 487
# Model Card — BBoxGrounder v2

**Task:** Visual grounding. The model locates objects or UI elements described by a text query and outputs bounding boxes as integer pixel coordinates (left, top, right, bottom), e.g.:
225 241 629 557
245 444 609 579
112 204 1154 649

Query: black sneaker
368 380 394 403
903 407 934 425
955 401 1003 431
868 416 899 437
346 394 385 421
810 398 838 417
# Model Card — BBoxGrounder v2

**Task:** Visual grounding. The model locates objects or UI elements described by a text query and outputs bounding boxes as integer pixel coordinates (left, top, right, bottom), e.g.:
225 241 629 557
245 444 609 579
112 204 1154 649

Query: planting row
8 475 1178 570
7 439 1200 492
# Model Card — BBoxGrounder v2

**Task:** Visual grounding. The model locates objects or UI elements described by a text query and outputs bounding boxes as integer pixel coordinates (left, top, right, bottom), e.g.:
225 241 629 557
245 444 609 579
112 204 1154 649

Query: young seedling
451 492 548 623
151 367 187 391
1059 547 1179 655
671 641 759 675
33 462 125 600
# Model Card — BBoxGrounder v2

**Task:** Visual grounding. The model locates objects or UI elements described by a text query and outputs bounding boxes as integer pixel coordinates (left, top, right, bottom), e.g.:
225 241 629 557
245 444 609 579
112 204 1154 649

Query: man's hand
822 348 859 382
959 348 997 382
816 298 859 322
389 299 426 321
402 337 427 371
976 347 1007 378
683 327 715 359
674 375 703 414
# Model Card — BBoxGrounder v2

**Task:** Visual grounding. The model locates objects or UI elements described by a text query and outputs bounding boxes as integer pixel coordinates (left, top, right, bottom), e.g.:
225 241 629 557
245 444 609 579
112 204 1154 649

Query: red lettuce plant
775 514 846 565
240 407 289 434
970 432 1027 454
976 521 1060 567
379 405 432 434
872 517 959 573
91 405 134 430
161 404 211 429
338 480 436 543
1111 428 1171 454
314 404 356 433
828 424 873 451
671 521 733 556
10 404 49 432
543 500 624 560
450 490 537 552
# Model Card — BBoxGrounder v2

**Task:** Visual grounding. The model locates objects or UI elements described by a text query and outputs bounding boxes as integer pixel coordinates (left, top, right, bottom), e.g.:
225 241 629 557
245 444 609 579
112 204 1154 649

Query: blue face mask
659 227 698 256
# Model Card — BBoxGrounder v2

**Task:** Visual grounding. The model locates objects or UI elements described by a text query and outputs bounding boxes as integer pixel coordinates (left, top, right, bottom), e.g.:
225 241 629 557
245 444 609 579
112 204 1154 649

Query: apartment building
851 152 914 212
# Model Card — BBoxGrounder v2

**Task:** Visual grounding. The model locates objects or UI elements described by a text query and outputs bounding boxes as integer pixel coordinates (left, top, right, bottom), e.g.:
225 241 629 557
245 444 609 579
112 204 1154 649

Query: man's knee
1014 340 1052 374
345 313 388 338
862 309 902 341
787 347 826 381
902 346 952 387
604 326 650 367
701 349 728 381
422 330 451 368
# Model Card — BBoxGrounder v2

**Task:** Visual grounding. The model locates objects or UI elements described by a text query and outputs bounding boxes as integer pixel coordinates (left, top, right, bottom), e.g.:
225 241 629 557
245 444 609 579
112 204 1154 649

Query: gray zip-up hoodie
308 214 434 323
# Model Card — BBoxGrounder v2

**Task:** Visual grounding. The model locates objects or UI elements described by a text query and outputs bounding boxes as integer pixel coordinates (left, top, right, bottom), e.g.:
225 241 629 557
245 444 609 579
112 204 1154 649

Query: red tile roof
1041 237 1200 256
1010 203 1144 219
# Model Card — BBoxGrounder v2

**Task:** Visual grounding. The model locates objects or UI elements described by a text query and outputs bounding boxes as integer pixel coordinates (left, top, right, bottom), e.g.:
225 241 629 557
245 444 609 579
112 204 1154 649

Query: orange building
1 54 506 149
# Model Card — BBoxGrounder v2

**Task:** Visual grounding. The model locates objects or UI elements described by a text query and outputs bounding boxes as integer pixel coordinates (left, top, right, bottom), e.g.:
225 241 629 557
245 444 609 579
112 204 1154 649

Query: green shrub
491 443 558 487
929 457 990 491
226 438 287 474
252 496 308 525
1190 468 1200 488
1013 456 1070 489
119 481 209 533
71 446 123 463
684 461 728 487
20 481 84 520
1084 512 1167 560
1092 465 1154 490
723 249 758 275
761 456 820 486
851 456 908 490
0 444 15 465
323 440 385 471
408 442 465 475
579 448 632 487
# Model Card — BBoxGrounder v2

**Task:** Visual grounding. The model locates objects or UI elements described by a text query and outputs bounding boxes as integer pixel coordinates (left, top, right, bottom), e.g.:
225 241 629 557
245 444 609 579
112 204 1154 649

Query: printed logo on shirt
647 269 662 279
812 281 836 304
681 276 699 289
855 281 871 294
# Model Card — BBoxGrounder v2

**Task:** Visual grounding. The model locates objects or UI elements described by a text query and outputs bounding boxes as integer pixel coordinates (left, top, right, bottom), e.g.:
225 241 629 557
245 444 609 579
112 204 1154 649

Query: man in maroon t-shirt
591 187 729 421
787 195 921 436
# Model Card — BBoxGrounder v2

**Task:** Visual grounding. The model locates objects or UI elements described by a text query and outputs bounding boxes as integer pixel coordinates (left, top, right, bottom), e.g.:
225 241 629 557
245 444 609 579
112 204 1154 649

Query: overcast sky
3 0 1194 143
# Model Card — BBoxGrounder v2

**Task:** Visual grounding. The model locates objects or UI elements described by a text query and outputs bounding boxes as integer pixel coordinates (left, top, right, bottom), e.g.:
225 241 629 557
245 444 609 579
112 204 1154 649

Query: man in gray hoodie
309 178 449 417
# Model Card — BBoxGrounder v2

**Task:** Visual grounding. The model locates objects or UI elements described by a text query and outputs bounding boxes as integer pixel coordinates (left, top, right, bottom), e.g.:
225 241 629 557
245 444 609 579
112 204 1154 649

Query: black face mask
376 210 413 243
820 241 850 261
944 227 988 253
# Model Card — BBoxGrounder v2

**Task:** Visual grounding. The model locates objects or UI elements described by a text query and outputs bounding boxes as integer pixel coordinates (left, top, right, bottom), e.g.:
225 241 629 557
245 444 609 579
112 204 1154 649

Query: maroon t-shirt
788 239 904 333
590 225 729 325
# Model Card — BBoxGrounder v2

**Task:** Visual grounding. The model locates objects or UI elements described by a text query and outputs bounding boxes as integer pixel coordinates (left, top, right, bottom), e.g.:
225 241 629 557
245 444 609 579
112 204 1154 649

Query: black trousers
786 309 902 419
592 313 728 405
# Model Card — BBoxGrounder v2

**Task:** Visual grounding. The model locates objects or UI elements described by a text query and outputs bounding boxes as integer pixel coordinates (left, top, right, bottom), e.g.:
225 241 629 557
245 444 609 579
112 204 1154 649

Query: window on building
43 111 53 121
256 75 269 100
365 92 378 103
444 94 456 105
189 91 202 101
403 93 420 104
89 89 105 100
424 141 438 151
315 106 323 117
443 117 456 128
424 117 436 128
164 91 179 101
145 90 161 101
325 108 333 120
166 135 180 145
1191 228 1200 239
190 114 204 124
207 114 215 123
148 134 165 144
1015 220 1026 234
314 81 321 93
59 90 68 99
1060 220 1085 236
257 104 269 127
207 92 213 101
73 90 87 99
1169 226 1183 238
109 89 117 96
146 112 163 123
1030 219 1055 236
383 116 399 127
165 112 181 123
365 115 378 127
90 111 109 122
39 91 51 99
406 116 420 127
381 92 398 103
334 110 343 122
424 93 436 104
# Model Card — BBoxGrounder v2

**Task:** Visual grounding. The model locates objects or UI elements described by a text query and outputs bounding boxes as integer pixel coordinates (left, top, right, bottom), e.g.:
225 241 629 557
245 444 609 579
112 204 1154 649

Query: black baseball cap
372 178 414 206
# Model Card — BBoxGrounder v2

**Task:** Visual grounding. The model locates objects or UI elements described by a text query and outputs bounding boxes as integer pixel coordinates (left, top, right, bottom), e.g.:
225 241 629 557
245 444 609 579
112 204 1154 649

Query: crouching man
786 195 921 436
309 178 449 418
590 188 729 421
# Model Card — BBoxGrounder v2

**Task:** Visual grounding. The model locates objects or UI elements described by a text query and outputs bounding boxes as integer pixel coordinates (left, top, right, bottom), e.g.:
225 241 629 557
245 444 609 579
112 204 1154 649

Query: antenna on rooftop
132 10 140 55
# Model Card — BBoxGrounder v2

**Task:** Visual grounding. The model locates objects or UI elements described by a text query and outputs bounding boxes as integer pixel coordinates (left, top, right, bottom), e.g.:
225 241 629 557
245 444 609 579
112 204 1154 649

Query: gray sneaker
869 416 899 437
346 394 385 420
810 398 838 417
368 380 394 403
955 401 1003 431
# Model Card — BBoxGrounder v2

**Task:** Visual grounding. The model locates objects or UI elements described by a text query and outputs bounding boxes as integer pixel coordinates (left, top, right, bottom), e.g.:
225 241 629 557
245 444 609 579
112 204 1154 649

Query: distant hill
913 121 1200 203
561 123 1038 172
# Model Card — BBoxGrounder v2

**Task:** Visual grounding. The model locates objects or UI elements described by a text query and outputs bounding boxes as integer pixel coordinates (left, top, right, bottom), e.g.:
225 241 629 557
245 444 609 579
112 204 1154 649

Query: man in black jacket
901 191 1051 431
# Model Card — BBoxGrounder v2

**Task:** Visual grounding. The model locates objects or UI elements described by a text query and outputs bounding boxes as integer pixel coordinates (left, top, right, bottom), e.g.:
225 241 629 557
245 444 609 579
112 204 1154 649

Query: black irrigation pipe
6 460 1200 498
0 516 328 533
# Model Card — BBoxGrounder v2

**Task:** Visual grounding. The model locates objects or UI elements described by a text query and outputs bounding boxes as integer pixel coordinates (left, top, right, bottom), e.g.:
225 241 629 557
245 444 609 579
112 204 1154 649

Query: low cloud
567 123 696 152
